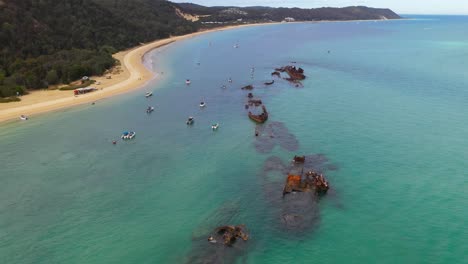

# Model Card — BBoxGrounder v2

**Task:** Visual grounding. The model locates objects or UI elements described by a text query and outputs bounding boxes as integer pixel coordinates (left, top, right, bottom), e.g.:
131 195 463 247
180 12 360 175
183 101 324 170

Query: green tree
46 69 59 85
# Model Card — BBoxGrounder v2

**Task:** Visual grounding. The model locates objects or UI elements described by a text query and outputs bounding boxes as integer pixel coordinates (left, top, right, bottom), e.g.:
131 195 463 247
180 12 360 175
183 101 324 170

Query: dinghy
186 116 194 125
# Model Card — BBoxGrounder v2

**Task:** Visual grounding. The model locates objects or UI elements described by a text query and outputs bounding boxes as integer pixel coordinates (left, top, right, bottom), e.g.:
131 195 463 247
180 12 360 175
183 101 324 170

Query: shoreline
0 18 400 124
0 23 279 124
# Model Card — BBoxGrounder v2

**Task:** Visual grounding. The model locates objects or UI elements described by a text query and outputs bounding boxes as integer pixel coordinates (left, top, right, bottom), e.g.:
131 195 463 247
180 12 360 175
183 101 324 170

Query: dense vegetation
177 4 400 23
0 0 399 99
0 0 197 98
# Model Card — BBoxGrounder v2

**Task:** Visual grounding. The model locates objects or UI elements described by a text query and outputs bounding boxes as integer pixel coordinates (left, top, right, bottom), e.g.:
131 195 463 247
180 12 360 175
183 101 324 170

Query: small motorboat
185 79 191 85
145 92 153 98
20 115 28 121
228 78 232 83
186 116 194 125
264 80 275 85
211 123 219 130
199 101 206 108
146 106 155 113
121 131 136 140
234 44 239 48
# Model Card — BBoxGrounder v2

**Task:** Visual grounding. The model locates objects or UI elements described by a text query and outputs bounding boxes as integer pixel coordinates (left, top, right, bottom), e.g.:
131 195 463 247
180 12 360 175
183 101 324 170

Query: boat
145 92 153 98
211 123 219 130
186 116 194 125
228 78 232 83
200 101 206 108
264 80 275 85
146 106 155 113
121 131 136 140
248 105 268 123
20 115 28 121
234 44 239 48
186 79 191 85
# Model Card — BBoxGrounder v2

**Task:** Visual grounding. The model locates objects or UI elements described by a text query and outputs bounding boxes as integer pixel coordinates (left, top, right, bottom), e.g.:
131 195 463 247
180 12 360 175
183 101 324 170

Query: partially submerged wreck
248 99 262 107
241 85 254 90
283 156 330 196
275 65 306 81
248 105 268 123
272 65 306 86
214 225 249 246
293 155 305 163
184 201 251 264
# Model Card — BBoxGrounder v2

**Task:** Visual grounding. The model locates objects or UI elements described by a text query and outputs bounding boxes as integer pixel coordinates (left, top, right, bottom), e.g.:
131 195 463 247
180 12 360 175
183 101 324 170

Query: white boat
211 123 219 130
145 92 153 98
121 131 136 140
200 102 206 108
146 106 155 113
186 79 191 85
186 117 194 125
20 115 28 121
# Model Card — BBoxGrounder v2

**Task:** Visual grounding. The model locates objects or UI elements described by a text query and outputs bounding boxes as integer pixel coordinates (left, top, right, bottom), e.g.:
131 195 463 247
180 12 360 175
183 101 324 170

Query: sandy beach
0 19 396 124
0 23 276 124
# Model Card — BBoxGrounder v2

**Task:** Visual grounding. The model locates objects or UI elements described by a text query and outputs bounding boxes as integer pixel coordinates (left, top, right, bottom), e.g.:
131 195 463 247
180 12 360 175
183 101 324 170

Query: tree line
0 0 198 98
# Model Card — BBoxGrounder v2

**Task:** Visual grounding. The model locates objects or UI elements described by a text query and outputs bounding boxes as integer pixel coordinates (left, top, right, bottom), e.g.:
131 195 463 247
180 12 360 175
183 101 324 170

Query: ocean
0 16 467 263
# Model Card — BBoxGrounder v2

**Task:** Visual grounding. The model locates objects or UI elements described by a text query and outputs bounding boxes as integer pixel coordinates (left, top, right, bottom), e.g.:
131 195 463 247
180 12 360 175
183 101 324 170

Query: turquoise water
1 16 467 263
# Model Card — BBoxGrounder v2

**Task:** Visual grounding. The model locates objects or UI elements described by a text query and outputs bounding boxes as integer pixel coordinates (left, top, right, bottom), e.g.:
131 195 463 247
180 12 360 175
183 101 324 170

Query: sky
171 0 468 15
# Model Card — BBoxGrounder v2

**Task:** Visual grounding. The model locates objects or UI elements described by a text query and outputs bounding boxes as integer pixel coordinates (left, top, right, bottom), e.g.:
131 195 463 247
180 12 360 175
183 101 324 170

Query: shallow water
1 16 467 263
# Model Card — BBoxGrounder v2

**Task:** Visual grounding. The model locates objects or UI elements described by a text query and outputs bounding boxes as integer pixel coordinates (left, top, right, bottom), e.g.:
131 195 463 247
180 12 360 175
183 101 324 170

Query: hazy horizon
171 0 468 15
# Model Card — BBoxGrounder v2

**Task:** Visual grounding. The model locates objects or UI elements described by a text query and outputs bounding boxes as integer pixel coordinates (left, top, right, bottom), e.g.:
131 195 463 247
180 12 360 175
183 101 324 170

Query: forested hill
177 4 401 22
0 0 400 99
0 0 196 98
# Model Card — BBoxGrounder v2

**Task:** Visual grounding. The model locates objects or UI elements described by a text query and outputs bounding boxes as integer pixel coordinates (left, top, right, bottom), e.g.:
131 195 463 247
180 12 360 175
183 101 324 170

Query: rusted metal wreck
248 105 268 123
283 156 329 196
214 225 249 246
241 84 254 90
275 65 306 81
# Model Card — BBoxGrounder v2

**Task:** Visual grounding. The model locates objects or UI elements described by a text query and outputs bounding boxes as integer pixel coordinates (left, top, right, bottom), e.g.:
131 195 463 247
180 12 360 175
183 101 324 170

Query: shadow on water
261 155 338 235
254 121 299 153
